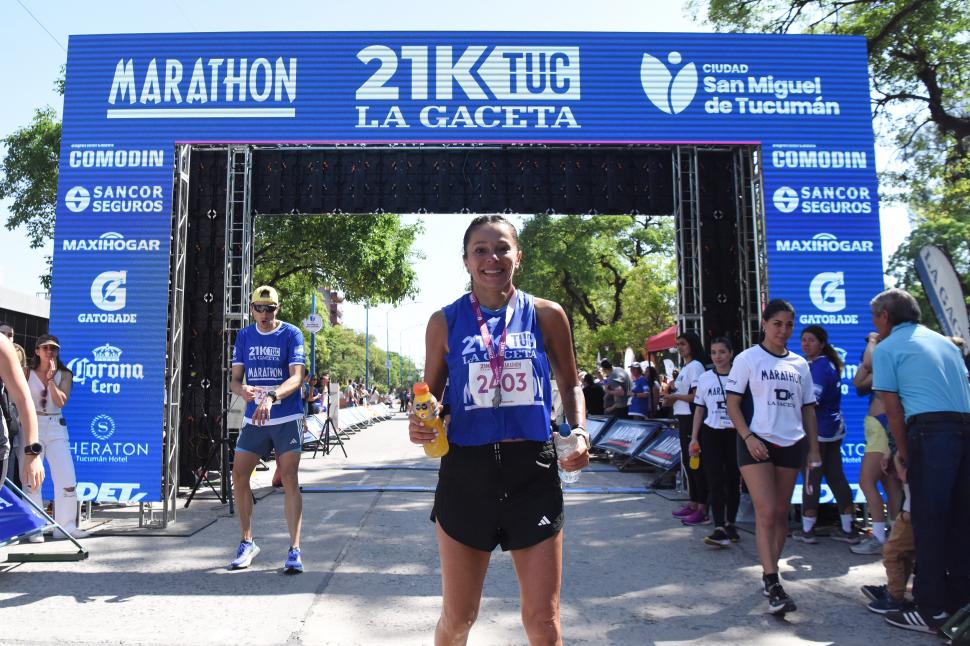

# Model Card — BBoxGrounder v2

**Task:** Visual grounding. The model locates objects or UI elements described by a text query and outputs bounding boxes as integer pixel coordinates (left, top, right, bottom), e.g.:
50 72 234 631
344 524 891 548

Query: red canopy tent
645 325 678 353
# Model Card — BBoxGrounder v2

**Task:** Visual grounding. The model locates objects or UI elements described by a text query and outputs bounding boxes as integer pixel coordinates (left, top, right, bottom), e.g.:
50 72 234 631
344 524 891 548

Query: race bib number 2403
467 360 536 408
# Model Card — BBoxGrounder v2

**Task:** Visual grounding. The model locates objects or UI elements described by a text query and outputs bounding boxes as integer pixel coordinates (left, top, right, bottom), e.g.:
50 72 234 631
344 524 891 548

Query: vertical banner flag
915 245 970 350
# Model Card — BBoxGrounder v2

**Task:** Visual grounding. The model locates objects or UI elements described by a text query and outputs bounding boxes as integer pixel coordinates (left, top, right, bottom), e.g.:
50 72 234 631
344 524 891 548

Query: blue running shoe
229 540 260 570
284 547 304 574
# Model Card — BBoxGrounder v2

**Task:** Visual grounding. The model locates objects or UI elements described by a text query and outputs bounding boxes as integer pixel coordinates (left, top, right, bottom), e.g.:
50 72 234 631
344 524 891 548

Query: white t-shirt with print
693 369 734 429
672 359 706 416
725 345 815 446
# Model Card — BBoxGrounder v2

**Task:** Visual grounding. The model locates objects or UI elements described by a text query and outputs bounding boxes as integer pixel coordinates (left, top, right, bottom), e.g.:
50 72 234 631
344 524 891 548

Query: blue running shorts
236 419 303 457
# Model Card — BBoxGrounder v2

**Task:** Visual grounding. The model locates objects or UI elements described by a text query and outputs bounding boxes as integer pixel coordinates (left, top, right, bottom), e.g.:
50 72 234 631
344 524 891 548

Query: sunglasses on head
39 344 59 352
252 304 277 313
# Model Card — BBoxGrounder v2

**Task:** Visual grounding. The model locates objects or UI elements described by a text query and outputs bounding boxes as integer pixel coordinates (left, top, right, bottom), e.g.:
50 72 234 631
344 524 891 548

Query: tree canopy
515 214 677 370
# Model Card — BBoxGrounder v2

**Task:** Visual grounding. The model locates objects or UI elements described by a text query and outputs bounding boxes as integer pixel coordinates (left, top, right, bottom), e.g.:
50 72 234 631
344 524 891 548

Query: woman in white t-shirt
663 331 709 525
725 300 821 616
689 337 741 547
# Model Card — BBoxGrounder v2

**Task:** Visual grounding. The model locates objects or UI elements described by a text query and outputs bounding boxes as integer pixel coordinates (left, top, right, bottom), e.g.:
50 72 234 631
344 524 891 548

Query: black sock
763 572 780 586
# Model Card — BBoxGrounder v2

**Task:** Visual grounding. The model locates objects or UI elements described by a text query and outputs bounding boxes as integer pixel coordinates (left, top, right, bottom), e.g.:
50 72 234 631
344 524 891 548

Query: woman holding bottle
408 215 588 645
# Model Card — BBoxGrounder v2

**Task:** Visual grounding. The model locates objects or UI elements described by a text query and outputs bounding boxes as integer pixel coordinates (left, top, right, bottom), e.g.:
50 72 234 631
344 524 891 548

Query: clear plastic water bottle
555 427 581 484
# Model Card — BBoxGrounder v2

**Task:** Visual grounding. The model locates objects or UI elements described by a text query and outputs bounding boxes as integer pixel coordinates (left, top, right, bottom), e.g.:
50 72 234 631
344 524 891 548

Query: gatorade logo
809 271 846 313
640 52 698 115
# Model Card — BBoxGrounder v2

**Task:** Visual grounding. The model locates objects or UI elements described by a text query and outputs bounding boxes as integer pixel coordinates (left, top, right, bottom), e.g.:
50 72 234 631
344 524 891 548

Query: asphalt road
0 413 933 645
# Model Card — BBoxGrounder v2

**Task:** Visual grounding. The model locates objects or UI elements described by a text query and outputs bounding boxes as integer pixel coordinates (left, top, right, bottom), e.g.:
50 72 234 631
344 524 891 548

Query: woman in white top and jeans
20 334 88 540
726 300 821 615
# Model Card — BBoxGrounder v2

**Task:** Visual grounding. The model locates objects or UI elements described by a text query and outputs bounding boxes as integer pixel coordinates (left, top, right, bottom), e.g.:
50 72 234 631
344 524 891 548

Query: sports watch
23 442 43 456
267 390 278 403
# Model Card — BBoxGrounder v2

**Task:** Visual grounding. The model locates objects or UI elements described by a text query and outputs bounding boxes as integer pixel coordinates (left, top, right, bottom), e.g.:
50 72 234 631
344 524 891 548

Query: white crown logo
92 343 123 362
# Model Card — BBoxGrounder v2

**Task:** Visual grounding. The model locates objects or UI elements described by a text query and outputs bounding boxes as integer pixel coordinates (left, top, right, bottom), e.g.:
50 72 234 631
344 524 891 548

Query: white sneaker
21 532 44 544
53 526 90 540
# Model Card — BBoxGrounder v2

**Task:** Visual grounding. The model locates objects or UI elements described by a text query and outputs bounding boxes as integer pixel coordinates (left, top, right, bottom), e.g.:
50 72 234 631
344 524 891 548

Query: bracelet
742 433 754 441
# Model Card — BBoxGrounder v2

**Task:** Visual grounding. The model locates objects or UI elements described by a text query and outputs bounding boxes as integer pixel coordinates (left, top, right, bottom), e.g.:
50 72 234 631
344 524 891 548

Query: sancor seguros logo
640 52 698 115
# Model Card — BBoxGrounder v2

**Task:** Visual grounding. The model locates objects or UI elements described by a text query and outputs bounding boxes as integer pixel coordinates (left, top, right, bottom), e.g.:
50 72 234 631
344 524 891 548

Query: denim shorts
236 419 303 457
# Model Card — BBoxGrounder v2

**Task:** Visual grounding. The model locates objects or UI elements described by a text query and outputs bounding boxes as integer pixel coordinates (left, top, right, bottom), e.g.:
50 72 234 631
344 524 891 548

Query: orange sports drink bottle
689 453 701 470
413 382 449 458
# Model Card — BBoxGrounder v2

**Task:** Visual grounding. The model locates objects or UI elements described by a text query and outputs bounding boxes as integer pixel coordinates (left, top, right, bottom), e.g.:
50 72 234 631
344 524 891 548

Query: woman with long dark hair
408 215 588 644
20 334 88 540
664 330 709 525
689 337 741 547
792 324 859 546
725 300 821 615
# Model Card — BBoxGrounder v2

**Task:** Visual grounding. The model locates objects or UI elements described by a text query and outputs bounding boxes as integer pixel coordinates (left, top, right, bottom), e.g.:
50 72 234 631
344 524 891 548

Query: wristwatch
267 390 278 403
23 442 43 456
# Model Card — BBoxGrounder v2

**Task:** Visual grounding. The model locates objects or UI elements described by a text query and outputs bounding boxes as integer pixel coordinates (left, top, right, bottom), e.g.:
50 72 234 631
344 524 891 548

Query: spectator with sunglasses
1 333 42 497
19 334 88 540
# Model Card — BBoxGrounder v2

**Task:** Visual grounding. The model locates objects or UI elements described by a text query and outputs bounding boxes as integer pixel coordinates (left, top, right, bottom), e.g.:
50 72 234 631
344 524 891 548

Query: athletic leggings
802 438 854 512
700 425 740 527
677 414 708 505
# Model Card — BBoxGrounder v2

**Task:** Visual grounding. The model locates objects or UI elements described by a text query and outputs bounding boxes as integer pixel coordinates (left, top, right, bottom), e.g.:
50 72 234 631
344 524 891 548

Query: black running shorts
737 433 807 470
431 440 564 552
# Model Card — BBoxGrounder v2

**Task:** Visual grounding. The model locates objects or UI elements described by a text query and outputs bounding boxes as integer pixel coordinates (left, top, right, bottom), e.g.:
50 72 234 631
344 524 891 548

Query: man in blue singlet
228 285 307 573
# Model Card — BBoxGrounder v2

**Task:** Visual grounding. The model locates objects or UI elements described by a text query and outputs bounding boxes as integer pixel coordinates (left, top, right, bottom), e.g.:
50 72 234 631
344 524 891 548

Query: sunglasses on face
252 304 278 313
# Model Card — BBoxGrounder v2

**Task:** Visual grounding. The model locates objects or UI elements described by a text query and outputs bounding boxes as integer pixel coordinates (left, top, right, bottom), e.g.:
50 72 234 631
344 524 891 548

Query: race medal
469 291 516 410
492 387 502 408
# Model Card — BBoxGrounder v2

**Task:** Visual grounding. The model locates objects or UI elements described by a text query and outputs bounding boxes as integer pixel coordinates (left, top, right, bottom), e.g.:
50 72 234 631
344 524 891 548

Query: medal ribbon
469 291 516 397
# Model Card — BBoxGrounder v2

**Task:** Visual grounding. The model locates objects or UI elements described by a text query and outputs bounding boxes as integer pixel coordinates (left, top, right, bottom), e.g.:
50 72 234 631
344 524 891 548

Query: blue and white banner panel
56 32 883 501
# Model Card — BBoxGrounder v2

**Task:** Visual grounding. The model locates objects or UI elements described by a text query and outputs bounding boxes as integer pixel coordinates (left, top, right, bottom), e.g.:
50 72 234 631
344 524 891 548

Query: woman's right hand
408 398 441 445
744 434 769 461
23 455 45 492
688 440 701 457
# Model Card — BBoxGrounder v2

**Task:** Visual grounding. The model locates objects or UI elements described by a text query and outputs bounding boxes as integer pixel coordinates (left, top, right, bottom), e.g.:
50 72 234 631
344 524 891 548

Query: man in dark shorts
229 285 307 573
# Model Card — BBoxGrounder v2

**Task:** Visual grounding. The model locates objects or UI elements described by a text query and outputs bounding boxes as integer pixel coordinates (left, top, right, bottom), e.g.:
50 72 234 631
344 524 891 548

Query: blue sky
0 0 911 365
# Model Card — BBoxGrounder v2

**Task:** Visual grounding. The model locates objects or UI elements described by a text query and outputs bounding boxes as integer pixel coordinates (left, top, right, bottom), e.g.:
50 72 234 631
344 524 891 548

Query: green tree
699 0 970 318
516 214 677 368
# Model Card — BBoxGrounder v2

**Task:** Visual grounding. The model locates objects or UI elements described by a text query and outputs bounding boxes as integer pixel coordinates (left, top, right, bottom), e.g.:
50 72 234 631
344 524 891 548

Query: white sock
841 513 853 532
802 515 817 533
873 521 887 544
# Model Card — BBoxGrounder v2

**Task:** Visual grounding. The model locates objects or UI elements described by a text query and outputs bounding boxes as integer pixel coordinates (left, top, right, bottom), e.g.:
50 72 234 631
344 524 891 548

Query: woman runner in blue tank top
408 215 588 645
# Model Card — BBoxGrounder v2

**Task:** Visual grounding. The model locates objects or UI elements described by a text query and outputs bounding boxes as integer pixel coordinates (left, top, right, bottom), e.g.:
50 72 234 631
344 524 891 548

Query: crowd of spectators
580 288 970 636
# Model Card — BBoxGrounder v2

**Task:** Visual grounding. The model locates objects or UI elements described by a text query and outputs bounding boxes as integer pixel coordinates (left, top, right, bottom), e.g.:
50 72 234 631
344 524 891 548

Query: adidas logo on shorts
537 516 551 527
290 438 298 445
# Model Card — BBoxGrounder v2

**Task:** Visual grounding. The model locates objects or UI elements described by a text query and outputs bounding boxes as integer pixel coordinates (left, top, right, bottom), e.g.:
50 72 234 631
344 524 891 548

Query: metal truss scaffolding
674 145 703 335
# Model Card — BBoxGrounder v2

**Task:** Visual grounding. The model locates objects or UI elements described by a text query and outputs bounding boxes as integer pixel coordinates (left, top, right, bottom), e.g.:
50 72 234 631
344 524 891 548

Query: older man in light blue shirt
870 288 970 635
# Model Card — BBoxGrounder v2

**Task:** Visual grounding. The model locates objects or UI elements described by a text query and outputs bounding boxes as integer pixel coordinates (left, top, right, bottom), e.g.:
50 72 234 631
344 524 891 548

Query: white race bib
251 385 282 406
467 360 535 408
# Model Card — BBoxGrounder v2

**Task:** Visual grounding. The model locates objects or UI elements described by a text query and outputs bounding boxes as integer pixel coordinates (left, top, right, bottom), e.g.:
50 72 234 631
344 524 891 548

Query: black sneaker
884 607 949 634
704 528 731 547
724 524 741 542
831 525 862 544
867 596 912 615
762 575 771 597
767 583 797 615
861 584 888 603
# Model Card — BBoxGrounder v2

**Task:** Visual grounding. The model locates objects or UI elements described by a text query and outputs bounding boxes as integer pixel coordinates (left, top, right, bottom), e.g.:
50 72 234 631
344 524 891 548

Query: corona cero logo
640 51 697 115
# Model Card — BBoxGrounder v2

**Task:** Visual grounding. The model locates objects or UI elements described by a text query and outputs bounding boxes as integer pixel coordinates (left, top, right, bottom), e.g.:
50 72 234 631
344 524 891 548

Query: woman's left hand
559 438 590 472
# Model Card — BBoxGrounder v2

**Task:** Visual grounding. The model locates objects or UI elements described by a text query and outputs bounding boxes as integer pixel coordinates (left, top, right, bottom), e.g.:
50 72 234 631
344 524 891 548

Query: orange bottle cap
413 382 430 395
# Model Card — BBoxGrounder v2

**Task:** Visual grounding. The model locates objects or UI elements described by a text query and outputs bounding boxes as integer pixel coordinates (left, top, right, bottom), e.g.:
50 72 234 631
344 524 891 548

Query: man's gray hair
870 288 921 326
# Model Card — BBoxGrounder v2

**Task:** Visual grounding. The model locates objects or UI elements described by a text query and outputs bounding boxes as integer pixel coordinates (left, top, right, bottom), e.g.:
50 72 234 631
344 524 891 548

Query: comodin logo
809 271 846 313
640 52 697 115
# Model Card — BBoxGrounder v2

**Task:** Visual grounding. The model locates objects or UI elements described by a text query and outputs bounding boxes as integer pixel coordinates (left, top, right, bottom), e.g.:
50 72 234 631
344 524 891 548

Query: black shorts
431 440 564 552
737 433 807 470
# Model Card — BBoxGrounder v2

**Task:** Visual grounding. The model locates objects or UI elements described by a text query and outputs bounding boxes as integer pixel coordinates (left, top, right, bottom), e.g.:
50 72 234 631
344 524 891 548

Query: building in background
0 285 50 352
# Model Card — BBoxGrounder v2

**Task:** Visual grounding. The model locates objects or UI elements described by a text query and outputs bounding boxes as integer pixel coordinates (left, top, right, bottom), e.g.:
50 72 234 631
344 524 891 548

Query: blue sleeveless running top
443 290 552 446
